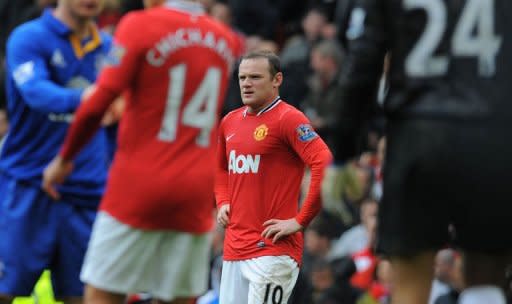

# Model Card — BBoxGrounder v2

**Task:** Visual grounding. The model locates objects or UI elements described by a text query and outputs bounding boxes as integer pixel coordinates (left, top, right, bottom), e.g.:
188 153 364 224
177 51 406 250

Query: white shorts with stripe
80 211 212 301
219 256 299 304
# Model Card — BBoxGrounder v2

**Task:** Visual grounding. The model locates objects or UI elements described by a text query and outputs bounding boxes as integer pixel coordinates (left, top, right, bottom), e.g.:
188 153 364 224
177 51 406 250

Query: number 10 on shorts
262 283 283 304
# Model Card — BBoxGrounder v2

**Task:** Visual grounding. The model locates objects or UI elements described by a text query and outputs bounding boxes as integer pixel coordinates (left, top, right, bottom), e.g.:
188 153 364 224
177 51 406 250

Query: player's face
238 58 282 113
62 0 104 20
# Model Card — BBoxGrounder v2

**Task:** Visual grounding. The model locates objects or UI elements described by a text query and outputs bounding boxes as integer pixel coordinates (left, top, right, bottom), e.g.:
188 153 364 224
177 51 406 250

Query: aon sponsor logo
229 150 260 174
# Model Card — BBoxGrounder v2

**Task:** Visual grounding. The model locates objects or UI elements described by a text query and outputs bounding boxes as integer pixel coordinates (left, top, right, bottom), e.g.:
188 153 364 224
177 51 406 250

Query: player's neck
247 94 280 114
53 9 93 39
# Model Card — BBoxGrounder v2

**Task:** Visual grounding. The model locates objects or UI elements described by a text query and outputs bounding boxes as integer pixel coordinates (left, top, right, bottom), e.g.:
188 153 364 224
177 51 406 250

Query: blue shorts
0 173 98 297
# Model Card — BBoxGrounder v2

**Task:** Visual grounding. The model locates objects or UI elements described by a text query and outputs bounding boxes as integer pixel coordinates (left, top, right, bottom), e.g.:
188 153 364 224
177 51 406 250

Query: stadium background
0 1 490 304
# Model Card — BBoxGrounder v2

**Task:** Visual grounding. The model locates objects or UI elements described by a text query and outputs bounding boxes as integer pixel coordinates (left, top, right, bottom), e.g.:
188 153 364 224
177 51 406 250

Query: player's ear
273 72 283 87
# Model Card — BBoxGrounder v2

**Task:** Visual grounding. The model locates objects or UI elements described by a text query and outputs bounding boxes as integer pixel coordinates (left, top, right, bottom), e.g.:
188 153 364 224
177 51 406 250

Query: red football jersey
62 2 242 232
215 100 333 264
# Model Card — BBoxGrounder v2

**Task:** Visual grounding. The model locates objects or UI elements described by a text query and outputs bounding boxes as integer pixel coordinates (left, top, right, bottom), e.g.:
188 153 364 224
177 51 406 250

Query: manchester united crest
253 124 268 141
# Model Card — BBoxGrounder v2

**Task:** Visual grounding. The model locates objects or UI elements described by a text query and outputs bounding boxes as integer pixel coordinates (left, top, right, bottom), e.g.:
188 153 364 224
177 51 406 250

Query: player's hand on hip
217 204 230 228
42 156 74 201
262 218 303 243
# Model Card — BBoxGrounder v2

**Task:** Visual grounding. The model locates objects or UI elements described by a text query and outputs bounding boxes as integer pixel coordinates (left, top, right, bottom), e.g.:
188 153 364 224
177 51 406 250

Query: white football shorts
219 255 299 304
80 211 212 301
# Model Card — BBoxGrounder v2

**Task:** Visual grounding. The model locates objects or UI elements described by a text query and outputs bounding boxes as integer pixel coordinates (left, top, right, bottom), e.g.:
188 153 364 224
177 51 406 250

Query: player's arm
262 110 333 243
42 13 143 200
6 28 83 113
334 0 388 163
214 119 231 227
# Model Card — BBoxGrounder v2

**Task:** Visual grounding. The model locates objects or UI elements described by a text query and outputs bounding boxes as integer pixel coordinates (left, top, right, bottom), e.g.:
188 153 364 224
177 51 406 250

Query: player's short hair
240 51 282 77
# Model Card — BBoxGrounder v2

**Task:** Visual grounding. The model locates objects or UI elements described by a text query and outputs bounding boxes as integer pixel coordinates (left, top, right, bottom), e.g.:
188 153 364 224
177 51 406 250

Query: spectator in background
349 216 378 292
328 198 378 260
310 259 336 303
303 214 338 278
434 252 464 304
429 249 463 304
0 0 112 302
355 260 392 304
215 51 332 304
280 6 327 67
42 0 243 303
301 39 344 156
279 6 329 109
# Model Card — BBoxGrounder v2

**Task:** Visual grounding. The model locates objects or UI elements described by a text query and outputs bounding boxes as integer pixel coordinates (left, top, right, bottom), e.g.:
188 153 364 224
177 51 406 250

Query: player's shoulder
222 106 246 122
275 100 307 120
116 9 148 28
8 17 47 46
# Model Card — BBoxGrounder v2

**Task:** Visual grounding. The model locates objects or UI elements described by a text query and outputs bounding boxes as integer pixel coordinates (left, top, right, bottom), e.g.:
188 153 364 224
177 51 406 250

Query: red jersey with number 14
94 2 242 231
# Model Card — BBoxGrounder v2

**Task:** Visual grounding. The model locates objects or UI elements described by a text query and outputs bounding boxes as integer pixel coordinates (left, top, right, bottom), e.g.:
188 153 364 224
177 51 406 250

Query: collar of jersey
164 0 205 14
69 24 102 58
42 9 102 58
244 96 281 117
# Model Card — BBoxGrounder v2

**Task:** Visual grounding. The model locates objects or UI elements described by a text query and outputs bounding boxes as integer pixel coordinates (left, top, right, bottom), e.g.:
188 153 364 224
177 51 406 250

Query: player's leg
219 261 249 304
240 255 299 304
153 229 211 304
389 252 436 304
378 120 452 304
0 174 57 300
0 296 12 304
52 202 97 304
83 284 124 304
81 212 211 303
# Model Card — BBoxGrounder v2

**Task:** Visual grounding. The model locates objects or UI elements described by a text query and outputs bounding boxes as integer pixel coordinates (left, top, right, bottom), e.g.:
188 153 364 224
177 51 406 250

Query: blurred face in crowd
434 249 456 283
238 57 282 113
311 265 334 292
310 49 337 82
59 0 105 20
302 9 327 42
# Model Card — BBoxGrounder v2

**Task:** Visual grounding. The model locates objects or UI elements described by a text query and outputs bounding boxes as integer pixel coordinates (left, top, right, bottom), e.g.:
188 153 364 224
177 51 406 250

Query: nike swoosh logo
226 134 235 141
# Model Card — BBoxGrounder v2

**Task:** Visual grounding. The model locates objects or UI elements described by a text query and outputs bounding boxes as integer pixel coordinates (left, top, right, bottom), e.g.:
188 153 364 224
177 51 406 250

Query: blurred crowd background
1 1 506 304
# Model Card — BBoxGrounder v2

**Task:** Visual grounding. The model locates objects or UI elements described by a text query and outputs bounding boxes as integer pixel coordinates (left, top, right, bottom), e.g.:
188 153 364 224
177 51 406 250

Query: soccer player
0 0 111 303
42 1 242 304
338 0 512 303
215 51 333 304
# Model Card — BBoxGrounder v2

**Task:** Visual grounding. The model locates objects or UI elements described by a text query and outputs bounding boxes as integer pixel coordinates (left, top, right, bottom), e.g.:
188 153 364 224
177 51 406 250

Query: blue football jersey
0 9 112 202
